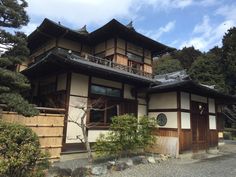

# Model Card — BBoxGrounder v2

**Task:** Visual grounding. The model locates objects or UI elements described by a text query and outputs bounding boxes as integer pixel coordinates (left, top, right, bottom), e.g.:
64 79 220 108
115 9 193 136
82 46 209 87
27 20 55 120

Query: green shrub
93 114 156 158
223 131 233 140
0 121 49 177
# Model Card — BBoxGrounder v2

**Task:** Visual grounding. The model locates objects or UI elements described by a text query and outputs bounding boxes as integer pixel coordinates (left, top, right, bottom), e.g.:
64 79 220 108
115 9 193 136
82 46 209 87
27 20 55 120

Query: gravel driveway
99 141 236 177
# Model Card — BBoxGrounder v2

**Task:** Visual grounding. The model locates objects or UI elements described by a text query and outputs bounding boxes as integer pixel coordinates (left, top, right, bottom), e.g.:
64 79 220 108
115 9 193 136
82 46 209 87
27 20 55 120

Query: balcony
56 48 153 79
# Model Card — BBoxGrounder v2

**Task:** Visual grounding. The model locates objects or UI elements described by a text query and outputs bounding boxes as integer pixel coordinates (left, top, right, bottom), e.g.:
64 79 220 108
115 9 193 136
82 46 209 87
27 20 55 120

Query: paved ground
99 140 236 177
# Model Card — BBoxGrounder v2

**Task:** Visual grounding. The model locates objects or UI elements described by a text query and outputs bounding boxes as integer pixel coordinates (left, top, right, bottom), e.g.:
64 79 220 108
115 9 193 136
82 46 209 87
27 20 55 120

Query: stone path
98 141 236 177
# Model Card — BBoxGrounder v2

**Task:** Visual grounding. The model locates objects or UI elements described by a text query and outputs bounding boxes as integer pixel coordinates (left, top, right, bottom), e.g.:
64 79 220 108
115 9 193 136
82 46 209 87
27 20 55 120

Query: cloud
140 21 176 40
26 0 136 28
180 15 235 51
215 4 236 21
143 0 193 10
21 23 38 35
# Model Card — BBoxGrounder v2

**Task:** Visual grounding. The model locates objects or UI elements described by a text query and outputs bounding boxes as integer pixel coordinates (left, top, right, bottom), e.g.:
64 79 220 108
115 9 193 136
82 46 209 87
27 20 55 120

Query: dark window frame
90 84 122 98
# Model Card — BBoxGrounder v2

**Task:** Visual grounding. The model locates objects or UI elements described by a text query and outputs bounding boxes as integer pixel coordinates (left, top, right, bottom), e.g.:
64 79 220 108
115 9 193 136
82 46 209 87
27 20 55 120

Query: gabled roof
28 18 175 55
28 18 88 52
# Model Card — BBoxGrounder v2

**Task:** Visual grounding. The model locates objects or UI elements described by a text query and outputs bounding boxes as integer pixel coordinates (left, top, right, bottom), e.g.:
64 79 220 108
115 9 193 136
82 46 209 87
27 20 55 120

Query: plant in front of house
93 114 156 159
0 121 49 177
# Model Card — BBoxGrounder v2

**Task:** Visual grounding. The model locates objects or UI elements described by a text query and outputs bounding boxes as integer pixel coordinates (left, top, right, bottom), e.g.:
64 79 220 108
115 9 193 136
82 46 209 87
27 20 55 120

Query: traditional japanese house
21 18 236 157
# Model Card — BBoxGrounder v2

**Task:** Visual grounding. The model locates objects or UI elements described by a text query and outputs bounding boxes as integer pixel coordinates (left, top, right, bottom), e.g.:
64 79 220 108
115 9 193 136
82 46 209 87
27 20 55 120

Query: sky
20 0 236 52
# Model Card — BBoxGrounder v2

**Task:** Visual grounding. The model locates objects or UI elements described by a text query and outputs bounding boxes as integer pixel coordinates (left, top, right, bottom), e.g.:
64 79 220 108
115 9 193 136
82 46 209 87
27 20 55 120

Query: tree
153 55 183 75
68 97 114 163
222 27 236 95
93 114 156 158
0 121 49 177
172 46 202 70
189 53 227 92
0 0 38 116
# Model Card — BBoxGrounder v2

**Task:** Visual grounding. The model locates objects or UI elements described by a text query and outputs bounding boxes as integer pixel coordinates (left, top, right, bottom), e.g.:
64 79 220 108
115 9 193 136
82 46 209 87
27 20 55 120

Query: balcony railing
55 48 153 79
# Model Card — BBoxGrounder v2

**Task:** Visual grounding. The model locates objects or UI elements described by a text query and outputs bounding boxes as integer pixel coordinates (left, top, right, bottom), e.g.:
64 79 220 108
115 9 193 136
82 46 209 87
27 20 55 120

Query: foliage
189 53 227 92
153 55 183 75
222 27 236 95
172 46 202 70
0 0 38 116
93 114 156 158
0 121 49 177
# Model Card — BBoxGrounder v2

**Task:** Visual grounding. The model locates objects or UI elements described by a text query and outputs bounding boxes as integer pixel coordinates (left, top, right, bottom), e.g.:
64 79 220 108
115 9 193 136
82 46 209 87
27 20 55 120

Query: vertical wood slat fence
1 108 65 161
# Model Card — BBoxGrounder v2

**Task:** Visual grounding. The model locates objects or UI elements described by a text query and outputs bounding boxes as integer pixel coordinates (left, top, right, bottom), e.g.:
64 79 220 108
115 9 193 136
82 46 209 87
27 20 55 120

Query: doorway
191 101 208 152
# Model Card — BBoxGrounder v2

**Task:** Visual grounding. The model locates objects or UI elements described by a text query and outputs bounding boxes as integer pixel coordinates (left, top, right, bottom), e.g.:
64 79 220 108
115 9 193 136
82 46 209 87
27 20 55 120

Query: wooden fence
1 109 65 161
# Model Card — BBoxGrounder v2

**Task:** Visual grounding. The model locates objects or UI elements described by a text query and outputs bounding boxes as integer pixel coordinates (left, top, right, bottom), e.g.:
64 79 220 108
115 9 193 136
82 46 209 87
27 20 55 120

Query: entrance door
191 101 208 152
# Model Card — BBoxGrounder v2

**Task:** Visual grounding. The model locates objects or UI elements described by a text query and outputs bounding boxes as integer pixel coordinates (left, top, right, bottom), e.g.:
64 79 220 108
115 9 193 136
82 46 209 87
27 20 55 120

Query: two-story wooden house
22 18 235 156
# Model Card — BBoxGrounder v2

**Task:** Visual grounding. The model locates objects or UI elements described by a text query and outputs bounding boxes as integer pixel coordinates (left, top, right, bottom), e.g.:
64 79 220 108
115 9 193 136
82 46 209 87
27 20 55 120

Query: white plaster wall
149 92 177 109
70 73 89 96
138 105 147 118
181 92 190 110
66 96 87 143
88 130 110 142
57 73 67 91
181 112 191 129
209 115 217 130
208 98 215 113
138 98 146 105
124 84 135 99
91 77 122 89
191 94 207 103
148 112 177 128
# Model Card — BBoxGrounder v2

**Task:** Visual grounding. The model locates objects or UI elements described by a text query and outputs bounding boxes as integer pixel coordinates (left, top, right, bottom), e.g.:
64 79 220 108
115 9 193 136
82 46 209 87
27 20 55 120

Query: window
89 99 137 125
89 99 118 124
91 85 121 97
127 52 143 63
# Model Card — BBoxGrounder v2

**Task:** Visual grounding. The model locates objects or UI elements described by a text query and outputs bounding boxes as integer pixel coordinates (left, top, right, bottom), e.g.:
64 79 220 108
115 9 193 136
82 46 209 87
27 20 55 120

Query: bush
0 121 49 177
94 114 156 158
223 131 232 140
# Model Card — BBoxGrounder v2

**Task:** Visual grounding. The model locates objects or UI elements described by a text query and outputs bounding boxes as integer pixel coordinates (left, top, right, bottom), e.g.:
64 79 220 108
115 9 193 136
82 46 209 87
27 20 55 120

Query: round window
156 113 167 126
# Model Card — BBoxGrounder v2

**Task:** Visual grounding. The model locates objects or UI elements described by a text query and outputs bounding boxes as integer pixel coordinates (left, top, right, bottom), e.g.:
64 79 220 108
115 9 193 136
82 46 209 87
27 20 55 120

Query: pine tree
0 0 38 116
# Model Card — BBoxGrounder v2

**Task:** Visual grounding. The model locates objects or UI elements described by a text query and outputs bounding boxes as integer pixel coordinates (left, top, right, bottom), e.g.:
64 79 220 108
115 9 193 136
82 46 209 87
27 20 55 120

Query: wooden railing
55 48 153 79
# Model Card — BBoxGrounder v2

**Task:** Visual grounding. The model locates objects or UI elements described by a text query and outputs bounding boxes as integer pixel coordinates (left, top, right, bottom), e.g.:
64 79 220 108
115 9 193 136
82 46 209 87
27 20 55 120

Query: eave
148 80 236 105
22 51 155 86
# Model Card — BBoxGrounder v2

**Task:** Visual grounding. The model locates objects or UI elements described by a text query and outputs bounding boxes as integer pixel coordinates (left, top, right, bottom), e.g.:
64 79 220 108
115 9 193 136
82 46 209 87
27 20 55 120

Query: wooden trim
158 128 178 131
122 82 125 98
70 94 88 98
114 37 117 61
62 72 71 146
177 91 181 154
148 108 178 112
87 126 110 130
138 103 147 106
62 142 96 152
